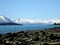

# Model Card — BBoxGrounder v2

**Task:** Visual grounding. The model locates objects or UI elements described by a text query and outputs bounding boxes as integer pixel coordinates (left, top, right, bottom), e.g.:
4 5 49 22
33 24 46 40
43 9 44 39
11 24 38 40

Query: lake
0 24 60 34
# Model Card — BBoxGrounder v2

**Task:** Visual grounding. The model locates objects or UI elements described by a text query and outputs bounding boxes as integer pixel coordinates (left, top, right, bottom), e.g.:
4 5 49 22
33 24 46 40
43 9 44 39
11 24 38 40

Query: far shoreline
0 23 23 25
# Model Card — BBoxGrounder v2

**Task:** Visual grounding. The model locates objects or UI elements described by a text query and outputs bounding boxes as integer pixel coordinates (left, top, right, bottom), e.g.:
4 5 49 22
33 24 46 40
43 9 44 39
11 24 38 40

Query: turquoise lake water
0 24 60 34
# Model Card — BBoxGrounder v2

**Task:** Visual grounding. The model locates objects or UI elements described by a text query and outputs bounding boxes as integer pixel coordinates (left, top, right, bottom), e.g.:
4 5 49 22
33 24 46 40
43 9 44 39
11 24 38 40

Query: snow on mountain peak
0 16 12 23
15 18 35 24
14 18 49 24
14 18 60 24
0 16 60 24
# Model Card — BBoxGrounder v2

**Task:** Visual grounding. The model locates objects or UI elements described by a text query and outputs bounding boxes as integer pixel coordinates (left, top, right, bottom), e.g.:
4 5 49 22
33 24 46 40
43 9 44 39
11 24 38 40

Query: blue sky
0 0 60 20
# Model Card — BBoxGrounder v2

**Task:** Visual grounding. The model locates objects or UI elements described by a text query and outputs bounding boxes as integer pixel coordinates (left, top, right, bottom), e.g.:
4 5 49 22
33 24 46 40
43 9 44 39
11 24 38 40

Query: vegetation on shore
54 23 60 25
0 27 60 45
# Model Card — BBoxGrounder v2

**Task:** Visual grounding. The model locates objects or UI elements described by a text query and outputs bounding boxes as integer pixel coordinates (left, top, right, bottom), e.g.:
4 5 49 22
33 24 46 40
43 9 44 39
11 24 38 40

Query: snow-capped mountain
0 16 12 23
0 16 60 24
47 19 60 24
14 18 60 24
14 18 49 24
14 18 35 24
0 16 21 25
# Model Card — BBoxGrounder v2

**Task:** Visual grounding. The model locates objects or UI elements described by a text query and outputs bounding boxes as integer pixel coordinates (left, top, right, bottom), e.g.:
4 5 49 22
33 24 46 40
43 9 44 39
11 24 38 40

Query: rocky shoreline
0 27 60 45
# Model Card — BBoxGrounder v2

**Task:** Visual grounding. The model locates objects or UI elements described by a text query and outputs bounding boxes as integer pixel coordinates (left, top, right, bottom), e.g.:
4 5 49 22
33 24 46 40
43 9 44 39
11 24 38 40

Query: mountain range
15 18 60 24
0 16 60 24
